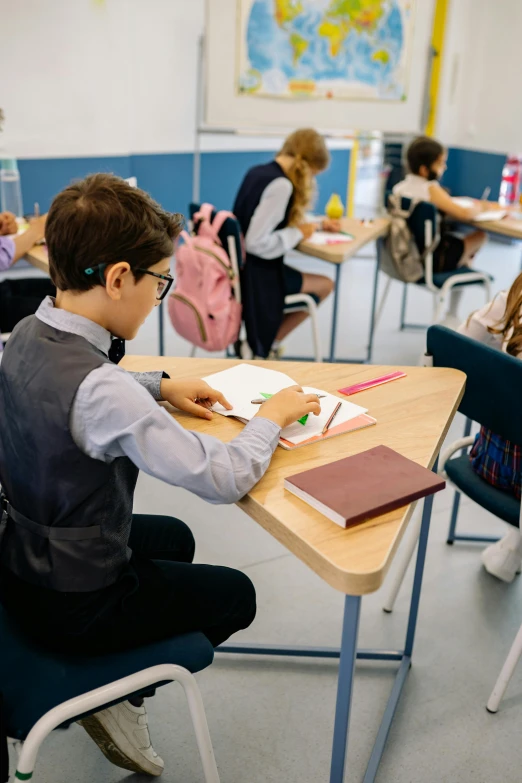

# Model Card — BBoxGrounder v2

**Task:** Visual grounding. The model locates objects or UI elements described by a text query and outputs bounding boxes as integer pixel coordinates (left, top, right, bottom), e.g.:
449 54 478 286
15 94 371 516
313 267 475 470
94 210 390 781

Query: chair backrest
397 196 438 255
189 202 243 271
427 325 522 444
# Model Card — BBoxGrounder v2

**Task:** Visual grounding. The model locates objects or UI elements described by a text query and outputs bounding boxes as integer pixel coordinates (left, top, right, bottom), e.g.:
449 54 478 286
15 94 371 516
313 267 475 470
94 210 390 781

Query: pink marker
339 371 407 396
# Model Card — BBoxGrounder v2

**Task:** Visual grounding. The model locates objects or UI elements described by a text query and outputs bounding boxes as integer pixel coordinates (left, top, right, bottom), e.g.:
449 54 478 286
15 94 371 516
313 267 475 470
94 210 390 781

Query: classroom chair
0 604 220 782
374 198 491 330
184 204 322 362
381 326 522 714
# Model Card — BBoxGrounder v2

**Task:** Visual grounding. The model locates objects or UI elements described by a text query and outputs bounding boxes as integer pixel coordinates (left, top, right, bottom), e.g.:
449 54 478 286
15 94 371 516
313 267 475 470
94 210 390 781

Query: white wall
436 0 522 154
2 0 520 160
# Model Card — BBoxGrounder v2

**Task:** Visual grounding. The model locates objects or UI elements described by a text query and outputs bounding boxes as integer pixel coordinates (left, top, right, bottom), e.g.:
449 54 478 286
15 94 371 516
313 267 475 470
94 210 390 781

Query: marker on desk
322 401 342 435
251 394 326 404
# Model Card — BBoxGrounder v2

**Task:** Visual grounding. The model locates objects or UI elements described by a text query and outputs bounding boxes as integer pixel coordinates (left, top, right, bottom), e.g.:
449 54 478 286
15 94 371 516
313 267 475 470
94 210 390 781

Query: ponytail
278 129 329 227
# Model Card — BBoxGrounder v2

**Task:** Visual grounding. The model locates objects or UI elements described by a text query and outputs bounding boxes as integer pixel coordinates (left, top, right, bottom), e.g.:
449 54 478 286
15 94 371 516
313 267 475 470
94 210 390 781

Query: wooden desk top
473 213 522 240
25 244 49 274
121 356 465 596
297 217 390 265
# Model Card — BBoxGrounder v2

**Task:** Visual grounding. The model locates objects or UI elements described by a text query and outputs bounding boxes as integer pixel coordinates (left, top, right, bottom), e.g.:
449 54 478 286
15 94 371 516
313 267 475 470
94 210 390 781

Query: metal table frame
217 462 437 782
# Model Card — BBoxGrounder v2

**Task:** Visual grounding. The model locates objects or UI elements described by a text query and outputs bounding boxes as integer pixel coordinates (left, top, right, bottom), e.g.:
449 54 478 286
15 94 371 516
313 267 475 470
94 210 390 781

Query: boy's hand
255 385 321 429
161 378 232 420
322 218 342 232
298 222 319 240
0 211 17 236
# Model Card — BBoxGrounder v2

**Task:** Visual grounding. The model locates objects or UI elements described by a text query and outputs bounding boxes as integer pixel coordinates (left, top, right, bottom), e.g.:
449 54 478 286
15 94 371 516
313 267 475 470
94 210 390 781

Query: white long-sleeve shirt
244 177 303 259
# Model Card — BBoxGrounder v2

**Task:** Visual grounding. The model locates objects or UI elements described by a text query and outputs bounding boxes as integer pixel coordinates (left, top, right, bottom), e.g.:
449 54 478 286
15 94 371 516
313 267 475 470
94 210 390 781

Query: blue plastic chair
375 197 491 329
382 327 522 713
0 605 219 781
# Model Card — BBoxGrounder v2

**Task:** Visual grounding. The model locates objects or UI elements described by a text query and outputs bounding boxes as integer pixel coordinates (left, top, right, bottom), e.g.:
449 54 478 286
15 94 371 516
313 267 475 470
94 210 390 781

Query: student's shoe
482 529 522 583
268 344 285 360
78 701 164 777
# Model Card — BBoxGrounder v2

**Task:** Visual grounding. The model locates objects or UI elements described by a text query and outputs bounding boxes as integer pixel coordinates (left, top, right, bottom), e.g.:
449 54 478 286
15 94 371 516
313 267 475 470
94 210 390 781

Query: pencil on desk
322 401 342 435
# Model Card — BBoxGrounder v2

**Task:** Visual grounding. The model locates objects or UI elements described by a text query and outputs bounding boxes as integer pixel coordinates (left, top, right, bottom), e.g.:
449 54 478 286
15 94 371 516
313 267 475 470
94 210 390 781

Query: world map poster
237 0 416 101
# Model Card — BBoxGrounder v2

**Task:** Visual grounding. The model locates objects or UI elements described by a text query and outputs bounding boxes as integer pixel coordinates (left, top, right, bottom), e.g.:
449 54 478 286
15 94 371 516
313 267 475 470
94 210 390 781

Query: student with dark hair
0 174 321 777
393 136 488 321
0 212 52 349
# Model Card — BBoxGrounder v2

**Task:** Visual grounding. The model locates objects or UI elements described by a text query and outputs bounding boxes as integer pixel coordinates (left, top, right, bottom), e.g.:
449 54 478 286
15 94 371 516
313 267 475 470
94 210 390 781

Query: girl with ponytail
233 128 338 358
458 273 522 582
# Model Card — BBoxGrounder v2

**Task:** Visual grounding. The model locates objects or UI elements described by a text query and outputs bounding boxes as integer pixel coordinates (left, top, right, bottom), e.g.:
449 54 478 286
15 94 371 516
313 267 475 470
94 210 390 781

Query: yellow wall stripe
425 0 450 137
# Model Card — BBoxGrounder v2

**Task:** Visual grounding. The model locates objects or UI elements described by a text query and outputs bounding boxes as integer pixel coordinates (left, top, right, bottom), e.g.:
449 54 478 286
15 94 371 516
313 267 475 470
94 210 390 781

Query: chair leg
15 664 220 783
309 304 322 363
487 622 522 713
399 284 408 330
374 277 392 328
382 509 422 613
446 491 461 544
189 345 197 358
432 294 446 324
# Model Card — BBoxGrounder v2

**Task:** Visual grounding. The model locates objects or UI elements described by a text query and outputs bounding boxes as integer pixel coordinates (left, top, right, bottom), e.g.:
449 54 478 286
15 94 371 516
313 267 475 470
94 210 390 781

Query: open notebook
203 363 376 449
451 197 507 222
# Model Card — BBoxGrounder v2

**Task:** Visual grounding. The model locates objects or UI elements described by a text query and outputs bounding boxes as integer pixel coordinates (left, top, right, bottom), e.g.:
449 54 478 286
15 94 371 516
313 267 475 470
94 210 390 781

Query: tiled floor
13 198 522 781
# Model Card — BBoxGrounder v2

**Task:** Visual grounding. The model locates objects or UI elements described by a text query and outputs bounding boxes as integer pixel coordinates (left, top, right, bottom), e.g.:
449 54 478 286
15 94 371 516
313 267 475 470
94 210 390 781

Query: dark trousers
0 515 257 656
0 278 56 333
119 514 257 651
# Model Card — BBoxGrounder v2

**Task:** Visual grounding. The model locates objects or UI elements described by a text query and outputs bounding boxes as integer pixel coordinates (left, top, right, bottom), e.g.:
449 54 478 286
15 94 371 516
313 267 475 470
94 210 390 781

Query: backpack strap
210 210 236 236
194 203 214 223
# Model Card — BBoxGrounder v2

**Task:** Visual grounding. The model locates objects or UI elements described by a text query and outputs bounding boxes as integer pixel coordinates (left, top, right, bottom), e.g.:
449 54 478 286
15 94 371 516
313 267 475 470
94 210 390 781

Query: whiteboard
205 0 435 134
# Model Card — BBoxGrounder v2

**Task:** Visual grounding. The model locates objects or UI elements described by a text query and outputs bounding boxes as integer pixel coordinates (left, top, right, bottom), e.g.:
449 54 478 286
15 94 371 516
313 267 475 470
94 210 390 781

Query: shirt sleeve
70 364 281 505
0 237 15 272
128 371 166 401
457 292 508 350
244 177 303 259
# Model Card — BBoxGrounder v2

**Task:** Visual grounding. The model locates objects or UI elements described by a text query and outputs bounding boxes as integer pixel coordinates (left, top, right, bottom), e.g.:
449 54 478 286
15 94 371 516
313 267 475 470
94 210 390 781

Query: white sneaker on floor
482 530 522 583
78 701 164 777
439 314 461 330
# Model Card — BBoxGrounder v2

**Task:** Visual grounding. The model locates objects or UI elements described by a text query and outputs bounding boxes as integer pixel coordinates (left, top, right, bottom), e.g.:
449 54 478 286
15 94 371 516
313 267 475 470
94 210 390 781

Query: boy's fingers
212 391 233 410
184 400 213 420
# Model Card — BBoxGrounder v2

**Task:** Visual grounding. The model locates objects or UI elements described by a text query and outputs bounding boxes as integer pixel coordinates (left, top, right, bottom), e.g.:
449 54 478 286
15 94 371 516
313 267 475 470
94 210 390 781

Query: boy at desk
393 136 487 322
0 174 321 777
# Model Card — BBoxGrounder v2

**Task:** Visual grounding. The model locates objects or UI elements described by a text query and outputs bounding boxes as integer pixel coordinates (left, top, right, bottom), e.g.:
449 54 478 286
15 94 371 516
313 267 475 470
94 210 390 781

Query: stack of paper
306 231 353 245
203 364 374 448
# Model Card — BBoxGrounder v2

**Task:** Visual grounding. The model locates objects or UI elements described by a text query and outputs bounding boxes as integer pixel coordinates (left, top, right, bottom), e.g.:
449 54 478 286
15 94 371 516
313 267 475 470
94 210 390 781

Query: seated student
393 136 488 323
233 128 338 358
458 273 522 583
0 211 52 347
0 174 321 778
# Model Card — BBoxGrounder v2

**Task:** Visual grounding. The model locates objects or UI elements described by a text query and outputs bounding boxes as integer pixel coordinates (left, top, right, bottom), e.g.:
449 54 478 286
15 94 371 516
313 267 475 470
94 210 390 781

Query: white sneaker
78 701 164 777
482 529 522 583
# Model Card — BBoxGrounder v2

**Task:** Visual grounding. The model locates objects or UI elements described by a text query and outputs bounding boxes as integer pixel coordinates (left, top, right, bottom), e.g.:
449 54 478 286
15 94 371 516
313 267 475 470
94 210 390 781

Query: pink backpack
168 204 242 352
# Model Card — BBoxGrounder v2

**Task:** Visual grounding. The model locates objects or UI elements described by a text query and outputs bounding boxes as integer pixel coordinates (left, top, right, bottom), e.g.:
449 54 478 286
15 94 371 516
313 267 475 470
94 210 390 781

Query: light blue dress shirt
36 297 281 505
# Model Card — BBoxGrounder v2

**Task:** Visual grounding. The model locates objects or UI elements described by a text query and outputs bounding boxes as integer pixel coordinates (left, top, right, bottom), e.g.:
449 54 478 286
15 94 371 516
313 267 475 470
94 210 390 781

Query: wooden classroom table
23 244 168 355
462 206 522 270
122 354 465 783
297 217 390 364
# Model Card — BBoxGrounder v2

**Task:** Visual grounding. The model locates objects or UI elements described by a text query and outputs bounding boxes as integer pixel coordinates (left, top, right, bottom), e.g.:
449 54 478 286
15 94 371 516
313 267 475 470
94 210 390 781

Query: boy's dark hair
406 136 445 175
46 173 183 291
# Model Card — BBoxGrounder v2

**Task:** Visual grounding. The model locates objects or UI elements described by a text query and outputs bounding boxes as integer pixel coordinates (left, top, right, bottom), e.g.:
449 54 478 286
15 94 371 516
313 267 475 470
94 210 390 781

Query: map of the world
237 0 415 101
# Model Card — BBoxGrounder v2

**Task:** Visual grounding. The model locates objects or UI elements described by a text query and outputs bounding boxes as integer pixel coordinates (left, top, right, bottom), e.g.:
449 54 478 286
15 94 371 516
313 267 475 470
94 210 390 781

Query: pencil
322 401 342 435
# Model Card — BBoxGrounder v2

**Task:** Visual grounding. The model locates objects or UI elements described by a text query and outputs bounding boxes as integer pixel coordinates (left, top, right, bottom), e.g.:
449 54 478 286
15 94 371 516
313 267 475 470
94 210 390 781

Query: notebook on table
284 445 445 527
203 363 376 450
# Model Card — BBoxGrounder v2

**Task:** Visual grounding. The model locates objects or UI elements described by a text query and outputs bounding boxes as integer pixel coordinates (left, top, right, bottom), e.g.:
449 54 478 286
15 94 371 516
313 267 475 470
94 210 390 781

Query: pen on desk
34 202 40 218
322 401 342 435
251 394 326 404
481 187 491 201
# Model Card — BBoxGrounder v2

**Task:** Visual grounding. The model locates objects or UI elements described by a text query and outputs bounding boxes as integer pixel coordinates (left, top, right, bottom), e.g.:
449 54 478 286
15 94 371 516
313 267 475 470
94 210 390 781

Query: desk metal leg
366 240 382 363
329 265 342 362
158 301 165 356
216 461 438 782
330 595 361 783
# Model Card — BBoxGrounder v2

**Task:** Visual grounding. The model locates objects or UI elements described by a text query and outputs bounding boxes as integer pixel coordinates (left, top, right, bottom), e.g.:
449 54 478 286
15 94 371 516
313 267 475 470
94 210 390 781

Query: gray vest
0 316 139 592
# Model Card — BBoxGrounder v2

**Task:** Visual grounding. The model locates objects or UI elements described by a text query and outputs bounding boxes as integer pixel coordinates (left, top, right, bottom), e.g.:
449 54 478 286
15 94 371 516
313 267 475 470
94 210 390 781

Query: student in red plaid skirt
459 272 522 582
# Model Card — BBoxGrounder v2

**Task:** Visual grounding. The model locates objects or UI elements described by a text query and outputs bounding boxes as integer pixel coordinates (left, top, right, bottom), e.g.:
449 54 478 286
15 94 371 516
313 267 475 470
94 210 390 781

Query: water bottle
499 156 521 207
0 158 23 217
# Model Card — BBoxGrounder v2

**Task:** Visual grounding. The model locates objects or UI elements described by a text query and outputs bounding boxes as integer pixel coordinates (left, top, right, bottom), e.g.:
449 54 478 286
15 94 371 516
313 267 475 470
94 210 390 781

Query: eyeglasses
84 264 174 301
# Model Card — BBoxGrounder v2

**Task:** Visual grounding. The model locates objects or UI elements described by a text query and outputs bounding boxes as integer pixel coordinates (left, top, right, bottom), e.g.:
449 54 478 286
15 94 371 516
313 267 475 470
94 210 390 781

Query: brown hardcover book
284 445 445 528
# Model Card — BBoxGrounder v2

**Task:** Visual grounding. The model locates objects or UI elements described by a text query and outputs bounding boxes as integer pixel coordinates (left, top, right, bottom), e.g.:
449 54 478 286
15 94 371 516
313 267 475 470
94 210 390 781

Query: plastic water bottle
499 156 521 207
0 158 23 217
